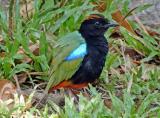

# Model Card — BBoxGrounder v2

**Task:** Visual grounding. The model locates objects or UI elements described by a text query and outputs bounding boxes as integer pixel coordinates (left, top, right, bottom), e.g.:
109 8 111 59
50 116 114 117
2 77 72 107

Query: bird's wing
46 31 86 91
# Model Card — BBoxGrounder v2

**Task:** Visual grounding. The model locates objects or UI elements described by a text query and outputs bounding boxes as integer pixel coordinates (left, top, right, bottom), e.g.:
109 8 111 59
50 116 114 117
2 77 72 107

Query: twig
24 0 29 19
14 75 22 94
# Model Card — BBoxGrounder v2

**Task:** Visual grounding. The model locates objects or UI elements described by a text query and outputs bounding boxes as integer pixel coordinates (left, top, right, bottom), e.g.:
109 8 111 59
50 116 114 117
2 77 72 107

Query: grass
0 0 160 117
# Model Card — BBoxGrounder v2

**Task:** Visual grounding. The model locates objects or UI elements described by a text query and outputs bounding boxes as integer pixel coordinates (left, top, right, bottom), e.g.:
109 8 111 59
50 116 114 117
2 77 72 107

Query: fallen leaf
17 41 39 63
132 60 141 65
92 0 107 12
104 99 112 109
112 10 137 35
0 79 16 100
0 79 17 109
110 30 123 39
0 52 5 58
123 47 144 60
146 27 160 37
17 73 28 84
20 0 34 19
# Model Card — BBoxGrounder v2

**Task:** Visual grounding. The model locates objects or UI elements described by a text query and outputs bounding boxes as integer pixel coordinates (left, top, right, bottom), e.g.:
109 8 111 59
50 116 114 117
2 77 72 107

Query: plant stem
9 0 15 39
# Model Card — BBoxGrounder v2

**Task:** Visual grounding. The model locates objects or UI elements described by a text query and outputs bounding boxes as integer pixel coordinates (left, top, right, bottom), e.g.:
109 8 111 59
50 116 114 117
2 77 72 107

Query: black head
79 14 118 37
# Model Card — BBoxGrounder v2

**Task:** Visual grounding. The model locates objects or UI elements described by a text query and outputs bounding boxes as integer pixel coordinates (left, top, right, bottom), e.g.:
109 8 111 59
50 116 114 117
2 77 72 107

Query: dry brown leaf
0 79 17 108
132 60 141 65
0 79 16 101
17 42 39 63
30 42 39 56
104 99 112 109
17 73 28 84
109 30 123 39
111 10 137 35
92 0 107 12
20 0 34 19
0 79 32 110
0 52 5 58
17 49 32 63
146 27 160 37
123 47 143 60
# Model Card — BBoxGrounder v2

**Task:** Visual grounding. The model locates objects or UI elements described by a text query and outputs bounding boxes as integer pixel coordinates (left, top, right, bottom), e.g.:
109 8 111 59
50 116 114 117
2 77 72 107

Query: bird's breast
71 49 107 84
70 37 108 84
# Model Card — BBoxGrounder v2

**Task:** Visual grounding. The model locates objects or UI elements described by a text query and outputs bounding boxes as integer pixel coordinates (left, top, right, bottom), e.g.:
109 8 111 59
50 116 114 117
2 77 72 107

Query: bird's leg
64 88 79 103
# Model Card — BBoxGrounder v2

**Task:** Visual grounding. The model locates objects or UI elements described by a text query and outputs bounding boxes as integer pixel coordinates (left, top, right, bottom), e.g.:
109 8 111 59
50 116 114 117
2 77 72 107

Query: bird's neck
82 33 108 55
88 39 108 57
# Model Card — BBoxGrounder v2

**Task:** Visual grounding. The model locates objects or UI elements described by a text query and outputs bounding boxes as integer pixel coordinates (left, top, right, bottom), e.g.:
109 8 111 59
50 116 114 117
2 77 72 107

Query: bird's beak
104 23 119 28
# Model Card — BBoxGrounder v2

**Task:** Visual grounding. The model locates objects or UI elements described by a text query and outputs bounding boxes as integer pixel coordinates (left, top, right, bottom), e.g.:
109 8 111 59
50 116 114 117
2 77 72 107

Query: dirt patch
130 0 160 29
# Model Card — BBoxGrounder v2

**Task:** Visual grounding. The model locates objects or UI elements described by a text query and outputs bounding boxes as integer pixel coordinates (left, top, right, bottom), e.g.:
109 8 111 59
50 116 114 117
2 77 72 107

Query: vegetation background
0 0 160 117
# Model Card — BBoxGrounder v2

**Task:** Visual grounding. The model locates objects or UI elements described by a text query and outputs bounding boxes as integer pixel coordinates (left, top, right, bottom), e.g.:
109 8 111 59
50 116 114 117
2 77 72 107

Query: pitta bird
46 14 118 92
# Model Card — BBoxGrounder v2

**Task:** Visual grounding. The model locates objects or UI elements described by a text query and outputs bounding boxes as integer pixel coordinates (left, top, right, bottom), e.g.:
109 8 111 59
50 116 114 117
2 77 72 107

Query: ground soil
130 0 160 29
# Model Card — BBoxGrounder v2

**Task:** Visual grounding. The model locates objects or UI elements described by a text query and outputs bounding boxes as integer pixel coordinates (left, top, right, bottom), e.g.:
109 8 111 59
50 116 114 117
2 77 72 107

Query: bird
46 14 118 92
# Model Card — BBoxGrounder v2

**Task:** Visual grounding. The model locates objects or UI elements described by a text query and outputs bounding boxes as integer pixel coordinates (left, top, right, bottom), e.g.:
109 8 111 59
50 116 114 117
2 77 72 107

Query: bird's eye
94 21 100 26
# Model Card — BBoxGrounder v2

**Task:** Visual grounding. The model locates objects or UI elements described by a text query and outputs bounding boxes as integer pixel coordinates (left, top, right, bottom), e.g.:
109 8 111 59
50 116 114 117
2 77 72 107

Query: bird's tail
48 80 88 93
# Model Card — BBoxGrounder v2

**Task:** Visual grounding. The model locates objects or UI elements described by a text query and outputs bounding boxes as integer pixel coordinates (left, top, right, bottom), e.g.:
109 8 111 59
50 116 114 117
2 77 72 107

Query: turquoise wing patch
65 43 87 61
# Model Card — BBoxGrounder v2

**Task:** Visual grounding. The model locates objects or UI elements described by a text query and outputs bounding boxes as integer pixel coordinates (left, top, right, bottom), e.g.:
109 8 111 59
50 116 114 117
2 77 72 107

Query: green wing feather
46 31 85 91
